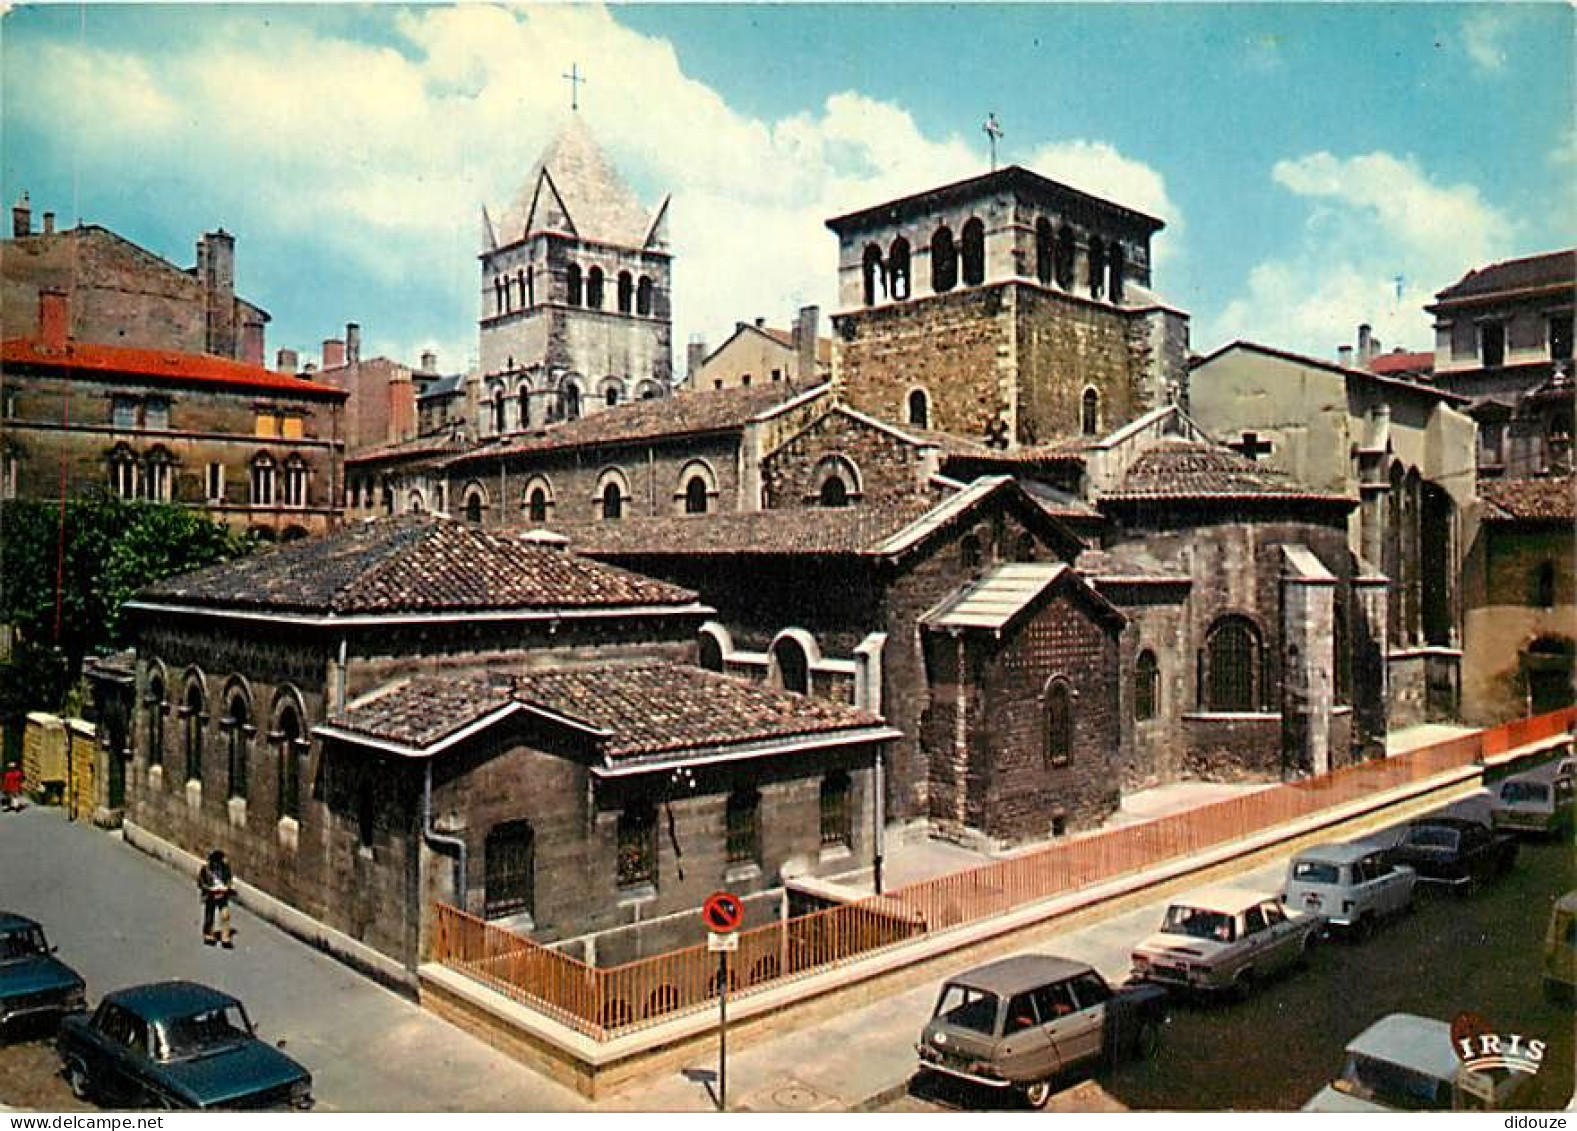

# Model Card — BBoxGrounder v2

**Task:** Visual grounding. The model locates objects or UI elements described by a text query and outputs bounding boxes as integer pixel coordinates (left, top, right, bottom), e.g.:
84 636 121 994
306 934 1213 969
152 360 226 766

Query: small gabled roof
132 515 700 619
922 561 1125 637
319 663 897 766
1430 249 1575 307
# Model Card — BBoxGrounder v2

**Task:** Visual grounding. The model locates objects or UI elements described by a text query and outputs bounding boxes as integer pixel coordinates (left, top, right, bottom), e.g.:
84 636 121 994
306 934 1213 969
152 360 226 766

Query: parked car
1303 1013 1528 1111
0 912 86 1034
1130 885 1321 999
57 981 312 1110
1490 773 1575 836
1386 817 1517 889
915 955 1166 1109
1282 842 1417 940
1545 890 1576 1004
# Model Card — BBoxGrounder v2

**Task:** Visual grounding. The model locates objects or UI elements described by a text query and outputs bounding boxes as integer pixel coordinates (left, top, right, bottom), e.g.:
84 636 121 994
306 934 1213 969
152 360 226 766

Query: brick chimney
345 322 361 365
39 288 68 348
792 304 819 382
199 229 237 359
686 335 707 382
1357 323 1373 367
42 212 55 236
276 348 300 373
1337 345 1354 369
419 351 437 374
240 321 265 367
322 339 346 369
12 192 31 238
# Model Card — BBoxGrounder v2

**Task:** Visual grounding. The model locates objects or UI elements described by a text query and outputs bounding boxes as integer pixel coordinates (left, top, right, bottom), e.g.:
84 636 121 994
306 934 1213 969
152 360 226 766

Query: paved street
0 806 587 1112
881 785 1576 1112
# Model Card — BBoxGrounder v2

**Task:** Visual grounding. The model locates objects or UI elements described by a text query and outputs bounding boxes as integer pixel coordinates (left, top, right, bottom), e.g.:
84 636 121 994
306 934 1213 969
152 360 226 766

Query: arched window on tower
601 480 625 521
564 384 582 421
931 226 958 293
684 476 709 514
517 385 531 430
1081 388 1101 437
961 218 986 286
617 271 633 314
525 264 534 306
888 237 911 300
527 486 549 523
565 263 583 306
493 277 504 315
636 276 653 316
1055 224 1076 289
1108 243 1125 303
907 388 930 430
516 268 527 309
1035 218 1054 285
1087 236 1106 300
862 244 884 306
492 386 507 434
586 266 605 309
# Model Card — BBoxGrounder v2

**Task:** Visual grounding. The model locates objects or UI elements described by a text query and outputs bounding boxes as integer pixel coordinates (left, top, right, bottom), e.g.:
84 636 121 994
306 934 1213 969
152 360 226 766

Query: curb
849 1076 916 1112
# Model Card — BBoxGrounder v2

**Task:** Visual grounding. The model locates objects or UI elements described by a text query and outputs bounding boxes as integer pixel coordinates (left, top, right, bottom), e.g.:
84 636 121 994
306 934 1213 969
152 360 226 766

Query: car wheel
1231 970 1255 1003
1350 915 1373 945
1022 1080 1053 1110
64 1059 92 1102
1297 932 1318 967
1133 1019 1162 1061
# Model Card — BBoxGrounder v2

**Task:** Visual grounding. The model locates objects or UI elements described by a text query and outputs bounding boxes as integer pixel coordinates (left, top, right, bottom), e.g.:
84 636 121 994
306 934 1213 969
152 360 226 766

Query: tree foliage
0 496 255 702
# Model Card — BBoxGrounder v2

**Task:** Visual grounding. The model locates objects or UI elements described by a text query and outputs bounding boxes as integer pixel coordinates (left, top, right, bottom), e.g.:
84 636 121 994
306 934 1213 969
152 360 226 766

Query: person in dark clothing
197 850 235 947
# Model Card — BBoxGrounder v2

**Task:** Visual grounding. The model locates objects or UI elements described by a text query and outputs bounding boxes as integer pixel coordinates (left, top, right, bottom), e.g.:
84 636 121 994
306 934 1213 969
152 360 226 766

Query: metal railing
430 707 1575 1041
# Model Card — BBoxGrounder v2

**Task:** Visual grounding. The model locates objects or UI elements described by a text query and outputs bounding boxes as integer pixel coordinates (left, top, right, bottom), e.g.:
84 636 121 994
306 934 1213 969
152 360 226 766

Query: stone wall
761 408 932 508
1014 284 1144 445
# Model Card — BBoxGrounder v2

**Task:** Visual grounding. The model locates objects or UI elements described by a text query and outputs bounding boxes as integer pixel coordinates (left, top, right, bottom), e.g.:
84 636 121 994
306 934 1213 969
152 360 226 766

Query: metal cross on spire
563 63 587 112
983 112 1004 171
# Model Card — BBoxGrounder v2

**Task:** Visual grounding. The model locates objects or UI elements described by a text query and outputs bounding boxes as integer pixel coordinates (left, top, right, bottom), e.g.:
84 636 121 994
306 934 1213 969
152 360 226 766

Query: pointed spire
496 116 658 249
480 204 498 252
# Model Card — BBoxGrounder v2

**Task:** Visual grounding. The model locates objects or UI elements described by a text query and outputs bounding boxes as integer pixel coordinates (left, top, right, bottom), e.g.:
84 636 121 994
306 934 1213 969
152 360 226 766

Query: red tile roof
1432 250 1575 305
1103 438 1352 506
1 337 344 400
1368 350 1435 377
1480 475 1575 523
326 663 888 762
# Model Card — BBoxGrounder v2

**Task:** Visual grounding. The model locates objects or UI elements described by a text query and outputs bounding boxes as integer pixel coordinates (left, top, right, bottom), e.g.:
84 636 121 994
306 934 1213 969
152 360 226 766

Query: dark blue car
0 912 86 1033
57 981 313 1110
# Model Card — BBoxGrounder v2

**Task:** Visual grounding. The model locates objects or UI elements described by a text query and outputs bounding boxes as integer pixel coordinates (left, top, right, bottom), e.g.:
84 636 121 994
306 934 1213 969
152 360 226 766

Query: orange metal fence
429 707 1575 1041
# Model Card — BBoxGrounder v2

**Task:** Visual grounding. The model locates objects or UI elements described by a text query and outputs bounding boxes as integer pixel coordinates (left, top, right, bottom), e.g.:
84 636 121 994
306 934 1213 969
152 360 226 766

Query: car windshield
0 925 48 962
1500 781 1549 804
1161 905 1236 942
1293 861 1341 885
933 984 1000 1036
1404 826 1460 851
156 1004 253 1062
1333 1053 1452 1111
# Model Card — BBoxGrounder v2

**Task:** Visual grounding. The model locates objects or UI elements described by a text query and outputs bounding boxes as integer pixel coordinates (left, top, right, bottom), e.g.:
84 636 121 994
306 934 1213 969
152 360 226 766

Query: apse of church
477 115 673 433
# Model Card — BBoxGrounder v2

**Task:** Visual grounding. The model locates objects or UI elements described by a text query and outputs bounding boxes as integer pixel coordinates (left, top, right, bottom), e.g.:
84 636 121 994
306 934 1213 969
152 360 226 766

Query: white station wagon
1282 842 1417 938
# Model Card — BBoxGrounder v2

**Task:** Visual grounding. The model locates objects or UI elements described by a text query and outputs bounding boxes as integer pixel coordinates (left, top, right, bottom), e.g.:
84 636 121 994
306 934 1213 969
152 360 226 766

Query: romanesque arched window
1035 218 1054 285
1135 650 1159 721
888 237 911 300
604 382 622 408
249 454 275 507
1055 224 1076 289
565 263 583 306
223 685 250 801
407 490 426 514
698 631 724 672
145 673 166 768
771 635 810 694
462 484 486 524
183 679 205 784
492 386 507 434
684 476 709 514
144 447 174 502
283 455 308 508
617 271 633 314
1081 387 1101 437
1087 236 1106 300
597 469 629 521
1044 678 1072 766
275 700 304 822
961 218 986 286
109 445 139 500
524 477 553 523
862 244 884 307
586 266 605 309
907 388 930 430
931 226 957 293
564 384 582 421
1204 616 1263 712
636 276 653 316
1108 243 1126 303
812 454 861 508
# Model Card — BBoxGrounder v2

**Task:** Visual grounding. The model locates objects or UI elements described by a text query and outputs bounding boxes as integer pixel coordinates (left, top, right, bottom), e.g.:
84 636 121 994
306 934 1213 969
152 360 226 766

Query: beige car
1545 890 1576 1003
1130 885 1322 999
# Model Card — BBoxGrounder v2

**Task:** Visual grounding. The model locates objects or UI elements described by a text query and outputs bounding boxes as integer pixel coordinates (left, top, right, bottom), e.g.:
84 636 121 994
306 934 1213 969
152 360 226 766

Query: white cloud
1462 10 1509 74
4 5 1179 371
1024 139 1184 270
1206 150 1516 357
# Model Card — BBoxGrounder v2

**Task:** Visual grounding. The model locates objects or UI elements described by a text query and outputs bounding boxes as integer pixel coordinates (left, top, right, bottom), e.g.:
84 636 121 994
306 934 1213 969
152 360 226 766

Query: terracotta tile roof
1103 438 1351 505
325 663 887 761
1433 250 1575 305
135 514 698 616
1368 350 1435 377
1480 475 1575 523
450 383 828 466
1 337 346 399
544 500 936 558
347 432 472 466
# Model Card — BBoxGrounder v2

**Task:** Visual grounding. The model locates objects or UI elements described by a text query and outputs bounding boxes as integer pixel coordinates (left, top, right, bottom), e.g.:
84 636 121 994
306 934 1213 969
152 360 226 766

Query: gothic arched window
961 217 986 286
145 674 166 767
276 702 304 822
1044 678 1072 766
527 486 549 523
601 480 625 521
684 476 709 515
1204 616 1263 712
930 226 957 293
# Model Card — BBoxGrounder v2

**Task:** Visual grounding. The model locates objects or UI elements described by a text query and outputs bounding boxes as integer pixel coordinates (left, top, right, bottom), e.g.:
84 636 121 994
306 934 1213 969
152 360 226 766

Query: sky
2 3 1573 377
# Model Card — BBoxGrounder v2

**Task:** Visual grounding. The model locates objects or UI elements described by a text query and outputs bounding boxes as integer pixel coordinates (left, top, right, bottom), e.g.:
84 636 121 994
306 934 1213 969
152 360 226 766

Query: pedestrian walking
198 849 235 948
1 763 23 812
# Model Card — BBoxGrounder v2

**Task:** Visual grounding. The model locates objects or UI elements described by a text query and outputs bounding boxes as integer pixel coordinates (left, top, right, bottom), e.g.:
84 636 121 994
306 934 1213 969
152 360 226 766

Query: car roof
1169 885 1278 914
1293 842 1380 865
0 911 42 932
943 954 1092 995
1406 816 1483 832
103 981 240 1021
1346 1014 1460 1082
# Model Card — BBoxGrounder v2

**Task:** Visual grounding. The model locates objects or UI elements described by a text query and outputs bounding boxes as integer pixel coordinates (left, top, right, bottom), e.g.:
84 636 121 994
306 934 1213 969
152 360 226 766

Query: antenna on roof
983 113 1004 171
562 63 587 113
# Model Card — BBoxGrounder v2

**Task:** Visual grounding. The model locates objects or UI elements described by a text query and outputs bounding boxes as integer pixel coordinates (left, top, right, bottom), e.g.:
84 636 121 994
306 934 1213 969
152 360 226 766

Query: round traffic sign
701 890 744 933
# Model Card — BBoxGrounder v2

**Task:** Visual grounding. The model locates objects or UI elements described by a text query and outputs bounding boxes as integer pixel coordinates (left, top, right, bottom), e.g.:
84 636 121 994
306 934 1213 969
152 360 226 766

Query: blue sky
3 3 1572 374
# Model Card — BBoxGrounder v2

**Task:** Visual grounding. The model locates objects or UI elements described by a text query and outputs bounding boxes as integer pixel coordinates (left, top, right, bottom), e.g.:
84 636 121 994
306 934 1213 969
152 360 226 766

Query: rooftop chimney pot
322 338 347 370
12 192 32 239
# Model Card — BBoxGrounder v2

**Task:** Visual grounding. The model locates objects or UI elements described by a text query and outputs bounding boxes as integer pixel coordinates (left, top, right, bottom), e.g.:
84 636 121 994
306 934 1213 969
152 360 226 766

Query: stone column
1280 546 1336 777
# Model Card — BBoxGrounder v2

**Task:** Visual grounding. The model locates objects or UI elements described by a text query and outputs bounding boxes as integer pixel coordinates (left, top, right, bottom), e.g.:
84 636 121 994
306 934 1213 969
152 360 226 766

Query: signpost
701 891 743 1111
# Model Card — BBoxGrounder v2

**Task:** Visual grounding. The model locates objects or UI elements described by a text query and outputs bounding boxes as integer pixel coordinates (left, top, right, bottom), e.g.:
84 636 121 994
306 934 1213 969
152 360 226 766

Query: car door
1065 972 1114 1067
1368 852 1410 915
86 1004 140 1106
998 990 1056 1082
1458 823 1490 880
1237 905 1272 972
